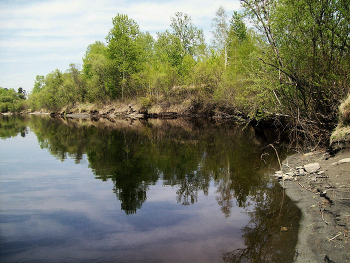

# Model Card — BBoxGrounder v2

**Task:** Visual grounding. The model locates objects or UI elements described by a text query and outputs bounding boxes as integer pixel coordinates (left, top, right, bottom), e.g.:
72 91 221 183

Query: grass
330 94 350 145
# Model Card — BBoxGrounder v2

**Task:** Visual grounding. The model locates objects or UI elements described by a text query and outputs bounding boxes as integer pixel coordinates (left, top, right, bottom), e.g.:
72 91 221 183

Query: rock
282 174 293 180
125 113 145 119
338 158 350 164
285 172 295 177
281 226 288 232
298 168 305 176
304 151 321 156
304 163 320 173
332 158 350 165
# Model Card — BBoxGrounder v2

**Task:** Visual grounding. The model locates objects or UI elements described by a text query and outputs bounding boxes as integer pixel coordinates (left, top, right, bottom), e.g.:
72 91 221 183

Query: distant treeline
26 1 349 131
0 87 26 113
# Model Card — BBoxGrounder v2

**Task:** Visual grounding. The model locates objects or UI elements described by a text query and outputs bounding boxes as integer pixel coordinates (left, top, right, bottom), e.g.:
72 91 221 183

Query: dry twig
328 232 342 242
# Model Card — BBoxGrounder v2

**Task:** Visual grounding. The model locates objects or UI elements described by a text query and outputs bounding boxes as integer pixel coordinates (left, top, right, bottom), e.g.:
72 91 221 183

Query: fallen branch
321 210 329 225
328 232 342 242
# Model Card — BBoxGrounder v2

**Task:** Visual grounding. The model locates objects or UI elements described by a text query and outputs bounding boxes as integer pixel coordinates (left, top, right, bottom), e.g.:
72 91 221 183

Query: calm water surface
0 115 301 263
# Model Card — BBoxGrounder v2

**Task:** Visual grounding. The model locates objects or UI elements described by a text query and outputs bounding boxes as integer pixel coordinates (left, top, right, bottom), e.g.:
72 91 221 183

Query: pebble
304 163 321 173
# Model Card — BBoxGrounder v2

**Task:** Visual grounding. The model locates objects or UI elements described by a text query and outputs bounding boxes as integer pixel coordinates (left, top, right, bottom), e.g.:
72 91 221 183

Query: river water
0 115 301 263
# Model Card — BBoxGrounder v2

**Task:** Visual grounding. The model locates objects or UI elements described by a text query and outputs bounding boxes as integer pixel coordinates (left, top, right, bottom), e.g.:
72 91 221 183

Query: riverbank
43 101 250 122
275 149 350 262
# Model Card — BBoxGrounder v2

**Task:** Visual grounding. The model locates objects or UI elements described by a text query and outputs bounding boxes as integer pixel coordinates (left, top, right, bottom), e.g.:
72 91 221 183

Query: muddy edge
277 150 350 262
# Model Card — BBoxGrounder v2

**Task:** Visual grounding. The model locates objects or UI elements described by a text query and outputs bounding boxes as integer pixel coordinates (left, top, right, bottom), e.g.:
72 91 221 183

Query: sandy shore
279 150 350 262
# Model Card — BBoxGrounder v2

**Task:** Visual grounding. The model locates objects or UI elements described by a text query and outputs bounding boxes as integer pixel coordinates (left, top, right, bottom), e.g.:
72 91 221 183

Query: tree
82 41 108 102
41 69 64 110
230 11 247 43
242 0 350 142
211 6 229 68
170 12 206 59
17 87 26 100
128 31 156 97
155 30 183 69
68 63 85 102
82 41 106 79
106 14 143 100
33 75 45 93
0 87 26 112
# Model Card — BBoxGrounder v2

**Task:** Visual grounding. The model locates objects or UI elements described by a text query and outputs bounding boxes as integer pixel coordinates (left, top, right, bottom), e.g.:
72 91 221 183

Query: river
0 115 301 262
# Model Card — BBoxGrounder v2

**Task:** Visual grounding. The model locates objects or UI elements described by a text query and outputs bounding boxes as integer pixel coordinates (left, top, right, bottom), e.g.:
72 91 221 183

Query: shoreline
277 150 350 262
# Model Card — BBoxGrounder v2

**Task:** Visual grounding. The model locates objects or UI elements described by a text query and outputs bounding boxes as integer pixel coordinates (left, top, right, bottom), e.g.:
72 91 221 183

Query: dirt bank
278 150 350 262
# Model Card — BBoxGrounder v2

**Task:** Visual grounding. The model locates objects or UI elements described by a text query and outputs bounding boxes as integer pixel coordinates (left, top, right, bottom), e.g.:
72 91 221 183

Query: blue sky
0 0 241 93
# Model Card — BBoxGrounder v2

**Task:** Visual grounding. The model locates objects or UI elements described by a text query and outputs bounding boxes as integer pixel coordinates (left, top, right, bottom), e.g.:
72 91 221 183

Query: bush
339 94 350 126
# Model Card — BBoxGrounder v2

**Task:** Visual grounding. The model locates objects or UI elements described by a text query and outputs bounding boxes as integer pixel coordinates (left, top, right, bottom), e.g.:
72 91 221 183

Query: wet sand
280 150 350 262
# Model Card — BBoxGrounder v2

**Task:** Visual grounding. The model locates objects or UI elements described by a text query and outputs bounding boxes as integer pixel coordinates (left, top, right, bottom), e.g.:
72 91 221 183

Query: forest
3 0 350 144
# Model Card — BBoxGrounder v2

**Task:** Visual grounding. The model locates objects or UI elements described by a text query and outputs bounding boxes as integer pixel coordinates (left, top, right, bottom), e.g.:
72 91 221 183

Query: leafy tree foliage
211 6 229 68
0 87 27 113
0 115 28 138
82 41 109 102
106 14 144 100
242 0 350 129
170 12 206 58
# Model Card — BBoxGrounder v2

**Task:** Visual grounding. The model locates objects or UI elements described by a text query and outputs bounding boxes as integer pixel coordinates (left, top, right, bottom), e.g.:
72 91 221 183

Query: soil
280 149 350 262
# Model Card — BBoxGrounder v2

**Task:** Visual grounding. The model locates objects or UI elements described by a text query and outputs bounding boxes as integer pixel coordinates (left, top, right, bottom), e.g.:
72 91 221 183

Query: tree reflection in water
223 186 301 263
7 115 301 262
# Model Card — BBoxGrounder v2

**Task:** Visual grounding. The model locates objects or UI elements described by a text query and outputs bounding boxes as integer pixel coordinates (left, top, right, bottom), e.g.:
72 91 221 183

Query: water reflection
0 115 301 262
0 115 29 139
223 187 301 262
26 116 277 215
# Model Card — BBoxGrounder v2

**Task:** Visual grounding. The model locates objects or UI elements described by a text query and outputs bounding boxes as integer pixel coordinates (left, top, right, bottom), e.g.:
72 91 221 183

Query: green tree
155 30 183 69
230 11 247 43
41 69 64 110
128 31 155 97
82 41 108 102
0 87 26 112
17 87 26 100
170 12 206 59
211 6 229 68
82 41 107 79
242 0 350 136
33 75 45 93
106 14 143 100
68 63 85 102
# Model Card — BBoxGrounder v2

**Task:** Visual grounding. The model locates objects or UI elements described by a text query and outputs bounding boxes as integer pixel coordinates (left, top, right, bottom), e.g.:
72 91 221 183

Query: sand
280 149 350 262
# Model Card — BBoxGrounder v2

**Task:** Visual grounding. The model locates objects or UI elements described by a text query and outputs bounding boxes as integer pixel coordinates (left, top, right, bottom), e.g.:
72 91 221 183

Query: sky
0 0 242 94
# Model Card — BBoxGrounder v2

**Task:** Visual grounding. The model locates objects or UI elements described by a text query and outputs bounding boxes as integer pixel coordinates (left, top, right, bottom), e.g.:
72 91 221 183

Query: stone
273 173 282 179
304 163 320 173
338 158 350 164
298 168 305 176
282 175 293 181
332 158 350 165
285 172 295 176
281 226 288 232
